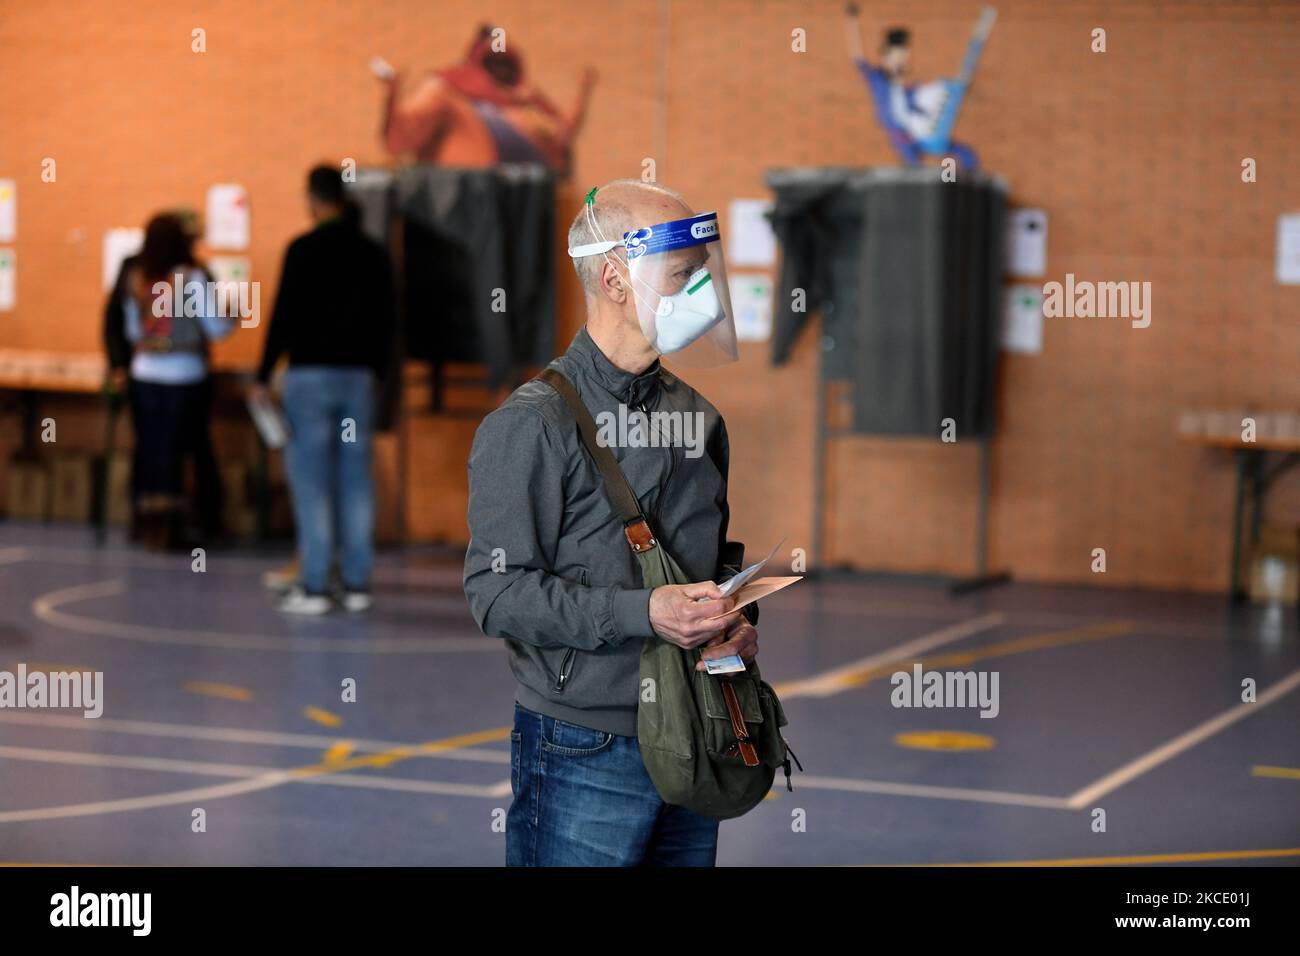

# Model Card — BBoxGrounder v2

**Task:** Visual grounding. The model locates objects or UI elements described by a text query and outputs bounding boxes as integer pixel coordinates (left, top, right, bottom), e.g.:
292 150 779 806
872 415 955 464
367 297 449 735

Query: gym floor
1 523 1296 867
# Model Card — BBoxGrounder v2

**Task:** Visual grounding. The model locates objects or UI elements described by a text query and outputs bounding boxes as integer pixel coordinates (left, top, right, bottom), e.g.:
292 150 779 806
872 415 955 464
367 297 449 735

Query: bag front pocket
697 669 764 725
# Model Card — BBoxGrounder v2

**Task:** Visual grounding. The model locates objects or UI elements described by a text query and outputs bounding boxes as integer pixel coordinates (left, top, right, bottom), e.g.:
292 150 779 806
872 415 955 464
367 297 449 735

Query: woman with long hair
122 212 232 549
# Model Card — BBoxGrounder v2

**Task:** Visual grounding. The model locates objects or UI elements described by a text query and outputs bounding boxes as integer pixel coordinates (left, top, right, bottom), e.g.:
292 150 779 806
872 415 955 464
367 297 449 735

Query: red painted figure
380 25 596 176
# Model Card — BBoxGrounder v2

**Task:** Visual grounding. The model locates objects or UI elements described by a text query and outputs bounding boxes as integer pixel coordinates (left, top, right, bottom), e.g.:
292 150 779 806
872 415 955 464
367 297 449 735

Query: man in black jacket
252 166 396 615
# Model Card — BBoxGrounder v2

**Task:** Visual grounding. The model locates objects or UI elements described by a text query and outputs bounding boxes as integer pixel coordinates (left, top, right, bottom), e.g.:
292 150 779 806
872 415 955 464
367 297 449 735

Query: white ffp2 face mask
649 267 725 353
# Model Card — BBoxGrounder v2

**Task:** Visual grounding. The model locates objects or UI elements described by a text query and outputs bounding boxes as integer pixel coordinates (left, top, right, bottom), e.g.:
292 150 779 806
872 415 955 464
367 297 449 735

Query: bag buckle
624 518 658 553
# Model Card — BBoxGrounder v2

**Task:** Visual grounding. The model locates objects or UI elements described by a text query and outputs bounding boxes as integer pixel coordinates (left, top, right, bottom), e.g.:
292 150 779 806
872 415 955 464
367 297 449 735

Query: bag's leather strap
537 367 657 553
721 682 760 767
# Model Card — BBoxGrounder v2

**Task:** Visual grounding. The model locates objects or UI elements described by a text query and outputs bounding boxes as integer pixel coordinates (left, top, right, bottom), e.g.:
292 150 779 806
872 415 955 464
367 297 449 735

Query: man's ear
598 259 628 303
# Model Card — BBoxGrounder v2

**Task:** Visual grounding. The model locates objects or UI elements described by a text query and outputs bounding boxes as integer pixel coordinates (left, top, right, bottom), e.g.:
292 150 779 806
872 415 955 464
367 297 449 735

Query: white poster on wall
1276 213 1300 284
727 198 777 268
1005 207 1047 277
0 180 15 242
206 183 250 250
729 274 773 342
0 249 15 311
1002 284 1043 354
207 255 251 285
102 227 145 291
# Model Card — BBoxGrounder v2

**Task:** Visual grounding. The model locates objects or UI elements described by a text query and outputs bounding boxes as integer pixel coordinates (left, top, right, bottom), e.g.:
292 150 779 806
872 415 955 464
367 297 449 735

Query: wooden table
1178 411 1300 601
0 351 271 541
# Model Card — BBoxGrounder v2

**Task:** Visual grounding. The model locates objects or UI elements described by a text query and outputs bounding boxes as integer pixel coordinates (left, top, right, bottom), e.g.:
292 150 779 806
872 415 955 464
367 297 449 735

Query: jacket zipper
638 398 676 531
554 647 576 693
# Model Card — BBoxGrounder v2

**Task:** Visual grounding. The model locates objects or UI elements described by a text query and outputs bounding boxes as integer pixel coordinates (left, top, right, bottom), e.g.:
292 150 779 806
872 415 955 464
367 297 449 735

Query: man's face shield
569 207 739 368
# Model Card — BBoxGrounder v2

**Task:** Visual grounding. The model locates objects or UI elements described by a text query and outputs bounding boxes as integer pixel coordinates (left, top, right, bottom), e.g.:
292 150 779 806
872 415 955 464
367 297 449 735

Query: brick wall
2 0 1297 590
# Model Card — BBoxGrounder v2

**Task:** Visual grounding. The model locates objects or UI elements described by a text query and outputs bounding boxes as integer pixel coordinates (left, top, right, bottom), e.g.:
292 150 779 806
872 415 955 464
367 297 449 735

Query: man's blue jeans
507 702 720 866
281 366 375 595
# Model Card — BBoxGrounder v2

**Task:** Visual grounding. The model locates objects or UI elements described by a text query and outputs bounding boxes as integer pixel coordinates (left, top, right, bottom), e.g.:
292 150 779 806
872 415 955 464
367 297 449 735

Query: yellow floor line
321 742 355 764
1252 765 1300 780
301 706 343 728
913 846 1300 867
292 727 511 777
183 681 253 702
841 621 1135 690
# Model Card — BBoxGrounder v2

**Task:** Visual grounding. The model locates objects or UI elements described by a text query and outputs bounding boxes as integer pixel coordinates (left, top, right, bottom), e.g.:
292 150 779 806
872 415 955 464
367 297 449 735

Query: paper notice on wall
0 249 14 311
1005 208 1047 277
206 183 250 250
729 274 773 342
208 255 251 284
1276 213 1300 284
1002 284 1043 354
727 198 776 267
0 180 15 242
102 228 145 291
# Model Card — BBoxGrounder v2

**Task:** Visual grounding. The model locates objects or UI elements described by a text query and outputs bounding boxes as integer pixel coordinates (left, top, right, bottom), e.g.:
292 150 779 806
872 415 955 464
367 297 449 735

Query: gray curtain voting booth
768 167 1006 437
767 167 1008 583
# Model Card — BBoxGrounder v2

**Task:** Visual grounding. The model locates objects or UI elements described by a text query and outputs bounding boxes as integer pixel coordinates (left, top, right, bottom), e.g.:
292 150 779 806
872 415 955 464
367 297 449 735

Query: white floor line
775 613 1006 699
788 774 1073 810
0 744 286 780
31 578 496 654
11 545 286 573
11 544 467 583
0 547 32 566
0 741 1063 814
1065 665 1300 809
0 768 298 824
305 772 505 799
0 743 504 827
0 712 510 764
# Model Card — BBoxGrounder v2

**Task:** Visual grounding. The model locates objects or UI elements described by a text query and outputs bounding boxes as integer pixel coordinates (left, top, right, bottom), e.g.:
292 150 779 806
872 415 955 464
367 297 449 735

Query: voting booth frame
766 167 1010 590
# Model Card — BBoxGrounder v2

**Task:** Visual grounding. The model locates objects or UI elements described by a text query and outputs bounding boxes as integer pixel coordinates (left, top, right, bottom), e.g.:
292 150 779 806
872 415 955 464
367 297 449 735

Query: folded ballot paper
708 538 802 620
246 391 289 449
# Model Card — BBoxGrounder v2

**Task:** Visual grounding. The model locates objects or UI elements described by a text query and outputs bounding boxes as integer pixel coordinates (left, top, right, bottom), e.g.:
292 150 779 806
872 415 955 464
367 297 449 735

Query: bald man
463 180 758 866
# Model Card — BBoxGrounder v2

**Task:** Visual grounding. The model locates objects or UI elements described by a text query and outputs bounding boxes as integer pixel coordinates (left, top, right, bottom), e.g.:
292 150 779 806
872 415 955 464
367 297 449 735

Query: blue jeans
281 366 375 594
507 702 720 866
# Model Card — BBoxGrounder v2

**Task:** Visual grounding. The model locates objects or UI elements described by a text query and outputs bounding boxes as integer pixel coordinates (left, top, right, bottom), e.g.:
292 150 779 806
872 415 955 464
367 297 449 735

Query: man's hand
649 582 740 649
695 616 759 672
247 381 269 404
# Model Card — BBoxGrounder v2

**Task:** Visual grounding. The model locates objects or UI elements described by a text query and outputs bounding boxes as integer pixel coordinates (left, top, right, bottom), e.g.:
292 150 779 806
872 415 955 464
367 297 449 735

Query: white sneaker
278 587 332 615
339 590 373 612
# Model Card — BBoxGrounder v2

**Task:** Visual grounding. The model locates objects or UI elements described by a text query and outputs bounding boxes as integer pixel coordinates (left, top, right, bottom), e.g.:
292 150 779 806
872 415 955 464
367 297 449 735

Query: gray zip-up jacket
463 325 745 736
